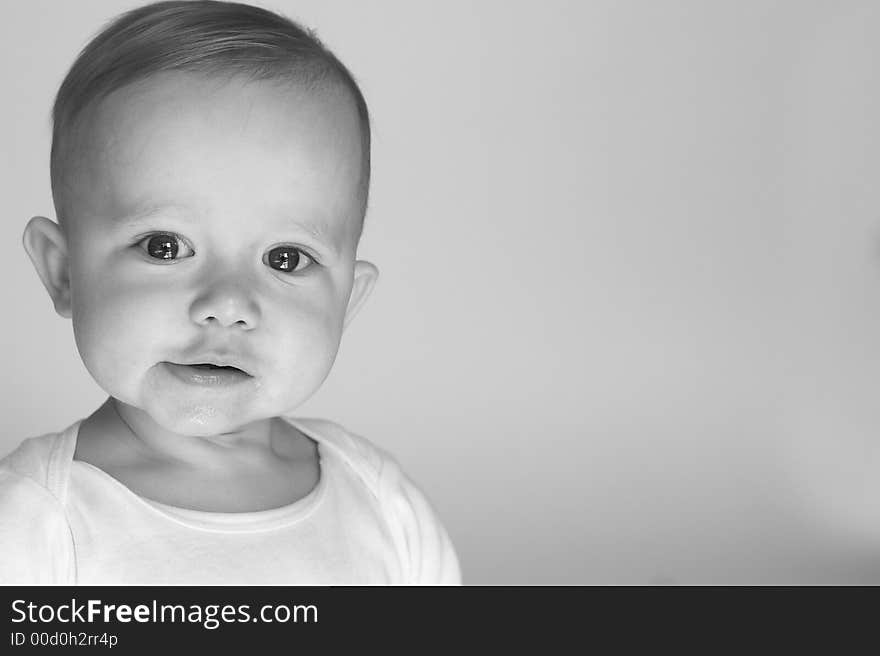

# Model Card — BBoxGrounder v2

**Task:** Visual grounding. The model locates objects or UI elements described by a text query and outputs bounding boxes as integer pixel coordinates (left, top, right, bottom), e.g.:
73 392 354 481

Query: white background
3 0 880 583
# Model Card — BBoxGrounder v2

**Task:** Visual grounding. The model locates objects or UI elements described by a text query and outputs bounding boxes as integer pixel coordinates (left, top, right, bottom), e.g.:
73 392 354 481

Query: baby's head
23 0 379 435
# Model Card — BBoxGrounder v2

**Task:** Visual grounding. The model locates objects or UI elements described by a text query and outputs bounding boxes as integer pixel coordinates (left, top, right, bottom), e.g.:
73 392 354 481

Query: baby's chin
122 372 284 437
149 401 251 436
95 361 323 436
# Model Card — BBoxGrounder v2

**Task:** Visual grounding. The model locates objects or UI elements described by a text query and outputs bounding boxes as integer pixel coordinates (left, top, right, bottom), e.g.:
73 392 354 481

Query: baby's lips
170 353 255 377
188 363 249 375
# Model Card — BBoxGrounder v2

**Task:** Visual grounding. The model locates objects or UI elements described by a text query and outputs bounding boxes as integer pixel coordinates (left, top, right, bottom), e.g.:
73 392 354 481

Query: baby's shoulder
0 429 73 535
290 417 461 584
0 429 77 584
0 428 70 493
288 417 404 494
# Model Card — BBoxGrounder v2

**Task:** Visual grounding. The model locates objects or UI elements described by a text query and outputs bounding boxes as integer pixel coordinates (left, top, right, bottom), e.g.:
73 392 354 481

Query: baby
0 0 460 584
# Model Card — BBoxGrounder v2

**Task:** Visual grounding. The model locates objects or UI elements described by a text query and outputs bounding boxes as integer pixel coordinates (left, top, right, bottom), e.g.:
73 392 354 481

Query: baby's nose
188 279 260 330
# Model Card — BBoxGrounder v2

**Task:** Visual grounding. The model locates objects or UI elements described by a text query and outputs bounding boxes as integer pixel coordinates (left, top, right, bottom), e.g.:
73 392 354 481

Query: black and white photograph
2 0 880 591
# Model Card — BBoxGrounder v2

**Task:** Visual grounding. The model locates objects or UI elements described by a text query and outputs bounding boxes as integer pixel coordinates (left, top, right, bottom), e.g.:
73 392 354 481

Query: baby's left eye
264 245 315 273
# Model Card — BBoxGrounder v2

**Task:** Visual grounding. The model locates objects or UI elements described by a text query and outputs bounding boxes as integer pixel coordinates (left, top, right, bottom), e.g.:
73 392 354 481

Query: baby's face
58 72 372 435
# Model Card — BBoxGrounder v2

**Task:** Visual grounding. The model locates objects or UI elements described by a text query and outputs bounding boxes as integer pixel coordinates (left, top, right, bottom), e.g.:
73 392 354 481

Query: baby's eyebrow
279 218 343 257
116 204 190 227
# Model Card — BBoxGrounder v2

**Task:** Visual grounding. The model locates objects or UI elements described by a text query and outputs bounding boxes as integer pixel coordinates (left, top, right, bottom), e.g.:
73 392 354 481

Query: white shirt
0 417 461 585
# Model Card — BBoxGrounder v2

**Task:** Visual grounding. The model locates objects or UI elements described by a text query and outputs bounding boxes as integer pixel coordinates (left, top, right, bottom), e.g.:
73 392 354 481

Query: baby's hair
50 0 371 229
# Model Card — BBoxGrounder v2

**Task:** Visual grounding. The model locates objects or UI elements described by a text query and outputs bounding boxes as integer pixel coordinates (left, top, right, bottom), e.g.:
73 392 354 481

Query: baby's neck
77 398 299 470
73 397 321 512
112 399 276 468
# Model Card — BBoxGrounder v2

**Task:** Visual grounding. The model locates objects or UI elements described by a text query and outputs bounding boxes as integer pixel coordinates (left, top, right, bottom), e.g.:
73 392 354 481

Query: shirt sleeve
378 459 462 585
0 470 76 584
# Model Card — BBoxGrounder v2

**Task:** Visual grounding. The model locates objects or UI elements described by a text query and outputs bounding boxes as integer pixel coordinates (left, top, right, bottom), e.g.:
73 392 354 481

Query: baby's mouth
162 361 254 386
189 363 244 373
183 363 253 378
165 361 253 375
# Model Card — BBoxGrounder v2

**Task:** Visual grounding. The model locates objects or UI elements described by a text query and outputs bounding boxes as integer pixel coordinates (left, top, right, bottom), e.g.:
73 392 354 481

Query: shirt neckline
66 415 329 533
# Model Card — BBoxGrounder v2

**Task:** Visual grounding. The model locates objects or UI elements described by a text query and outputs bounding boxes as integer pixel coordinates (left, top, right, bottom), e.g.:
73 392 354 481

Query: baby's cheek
269 305 343 394
71 275 177 393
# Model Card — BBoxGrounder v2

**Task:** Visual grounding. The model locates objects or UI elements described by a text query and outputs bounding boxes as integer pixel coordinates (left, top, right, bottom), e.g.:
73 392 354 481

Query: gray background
3 0 880 583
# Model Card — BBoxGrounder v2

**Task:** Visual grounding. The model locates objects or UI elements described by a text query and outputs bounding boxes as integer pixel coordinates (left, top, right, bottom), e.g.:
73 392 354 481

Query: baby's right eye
137 233 195 261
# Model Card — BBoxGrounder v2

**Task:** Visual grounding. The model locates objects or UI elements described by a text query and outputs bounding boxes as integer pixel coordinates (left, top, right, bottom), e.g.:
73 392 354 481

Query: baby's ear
22 216 72 318
343 260 379 331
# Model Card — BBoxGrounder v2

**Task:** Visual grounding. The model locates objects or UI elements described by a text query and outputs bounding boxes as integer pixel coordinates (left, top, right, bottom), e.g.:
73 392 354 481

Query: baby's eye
264 245 315 273
138 233 194 261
